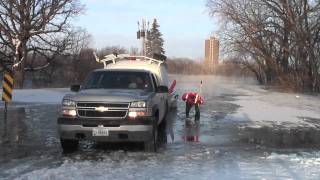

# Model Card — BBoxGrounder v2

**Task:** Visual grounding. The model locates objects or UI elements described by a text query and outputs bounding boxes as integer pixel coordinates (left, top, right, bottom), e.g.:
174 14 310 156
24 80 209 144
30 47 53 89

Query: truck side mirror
70 85 81 92
156 86 168 93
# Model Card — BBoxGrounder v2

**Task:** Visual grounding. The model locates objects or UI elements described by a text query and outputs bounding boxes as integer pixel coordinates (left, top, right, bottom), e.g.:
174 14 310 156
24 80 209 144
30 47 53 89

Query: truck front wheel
144 116 158 152
158 117 167 144
60 139 79 152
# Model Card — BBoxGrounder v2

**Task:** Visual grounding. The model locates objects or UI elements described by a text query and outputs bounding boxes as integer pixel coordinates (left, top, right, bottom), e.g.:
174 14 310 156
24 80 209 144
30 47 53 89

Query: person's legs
185 102 193 118
195 104 200 121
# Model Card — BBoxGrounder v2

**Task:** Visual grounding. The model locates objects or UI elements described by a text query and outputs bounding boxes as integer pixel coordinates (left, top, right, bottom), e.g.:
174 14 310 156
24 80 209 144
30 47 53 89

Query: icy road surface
1 75 320 179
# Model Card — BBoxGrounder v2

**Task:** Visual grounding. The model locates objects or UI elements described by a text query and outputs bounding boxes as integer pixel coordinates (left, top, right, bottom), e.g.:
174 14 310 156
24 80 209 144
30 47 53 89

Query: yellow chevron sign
2 70 13 102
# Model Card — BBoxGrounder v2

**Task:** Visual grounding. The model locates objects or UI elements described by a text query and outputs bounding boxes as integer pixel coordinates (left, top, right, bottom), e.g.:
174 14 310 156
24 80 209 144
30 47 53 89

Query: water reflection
183 120 200 142
0 107 26 143
0 104 60 162
166 109 178 142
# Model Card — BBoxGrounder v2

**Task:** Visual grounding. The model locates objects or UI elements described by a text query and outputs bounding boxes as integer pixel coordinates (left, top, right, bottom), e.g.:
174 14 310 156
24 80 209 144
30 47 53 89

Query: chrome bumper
58 124 153 142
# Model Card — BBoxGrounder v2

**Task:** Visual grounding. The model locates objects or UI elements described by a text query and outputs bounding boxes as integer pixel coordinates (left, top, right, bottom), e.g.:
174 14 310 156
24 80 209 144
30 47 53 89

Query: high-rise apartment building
205 37 219 71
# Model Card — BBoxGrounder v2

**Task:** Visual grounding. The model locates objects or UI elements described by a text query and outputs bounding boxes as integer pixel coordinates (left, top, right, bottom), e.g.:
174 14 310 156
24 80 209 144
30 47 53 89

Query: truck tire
158 103 168 144
60 139 79 152
144 116 158 152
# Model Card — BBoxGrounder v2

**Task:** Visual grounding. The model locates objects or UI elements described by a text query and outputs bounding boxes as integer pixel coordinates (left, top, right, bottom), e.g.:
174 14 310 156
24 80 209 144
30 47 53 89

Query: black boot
195 104 200 121
185 102 193 118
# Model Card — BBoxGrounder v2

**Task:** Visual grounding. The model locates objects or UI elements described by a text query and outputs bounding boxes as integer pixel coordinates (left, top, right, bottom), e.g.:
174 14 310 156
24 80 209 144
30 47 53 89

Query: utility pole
137 19 149 56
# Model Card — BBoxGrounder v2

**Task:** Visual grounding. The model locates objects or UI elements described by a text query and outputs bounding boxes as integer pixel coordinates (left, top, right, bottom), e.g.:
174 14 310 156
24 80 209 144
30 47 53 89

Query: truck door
151 74 166 123
158 66 169 121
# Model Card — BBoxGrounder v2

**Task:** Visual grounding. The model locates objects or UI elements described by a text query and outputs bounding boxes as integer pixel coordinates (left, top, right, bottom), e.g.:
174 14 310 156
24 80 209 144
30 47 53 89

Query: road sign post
2 69 13 142
3 102 7 141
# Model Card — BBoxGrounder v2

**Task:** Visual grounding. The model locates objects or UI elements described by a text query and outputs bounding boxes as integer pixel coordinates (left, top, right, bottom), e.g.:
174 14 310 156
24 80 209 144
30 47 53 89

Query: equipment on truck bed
93 52 165 69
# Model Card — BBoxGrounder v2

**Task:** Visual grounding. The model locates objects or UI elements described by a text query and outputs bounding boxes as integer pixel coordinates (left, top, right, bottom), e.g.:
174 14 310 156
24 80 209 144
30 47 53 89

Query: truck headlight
128 111 147 119
62 99 76 107
61 99 76 117
130 101 146 108
62 109 77 117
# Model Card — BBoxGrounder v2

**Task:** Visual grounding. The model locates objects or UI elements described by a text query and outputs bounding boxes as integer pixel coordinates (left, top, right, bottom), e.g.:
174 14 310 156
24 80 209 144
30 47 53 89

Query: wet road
1 75 320 179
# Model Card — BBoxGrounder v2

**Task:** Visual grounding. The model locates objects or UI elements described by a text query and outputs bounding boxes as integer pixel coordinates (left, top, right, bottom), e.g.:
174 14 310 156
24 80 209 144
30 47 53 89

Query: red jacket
182 92 204 105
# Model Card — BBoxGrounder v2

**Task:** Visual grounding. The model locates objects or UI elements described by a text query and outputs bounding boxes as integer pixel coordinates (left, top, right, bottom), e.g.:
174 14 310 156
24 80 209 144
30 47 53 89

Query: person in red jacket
182 92 204 121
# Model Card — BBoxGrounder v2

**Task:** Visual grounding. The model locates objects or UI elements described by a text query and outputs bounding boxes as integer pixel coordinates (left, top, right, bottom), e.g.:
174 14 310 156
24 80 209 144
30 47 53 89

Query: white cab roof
106 60 160 74
94 54 169 86
106 60 168 86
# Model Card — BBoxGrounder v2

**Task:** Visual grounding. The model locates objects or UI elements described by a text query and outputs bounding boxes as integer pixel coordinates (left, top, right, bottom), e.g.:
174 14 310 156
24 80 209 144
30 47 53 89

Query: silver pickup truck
57 55 172 152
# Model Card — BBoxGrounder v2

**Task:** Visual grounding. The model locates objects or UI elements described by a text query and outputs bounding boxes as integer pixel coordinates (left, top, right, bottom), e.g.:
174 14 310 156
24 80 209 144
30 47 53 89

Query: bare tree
30 28 91 85
130 47 139 55
68 28 92 83
98 46 127 57
207 0 320 92
0 0 83 88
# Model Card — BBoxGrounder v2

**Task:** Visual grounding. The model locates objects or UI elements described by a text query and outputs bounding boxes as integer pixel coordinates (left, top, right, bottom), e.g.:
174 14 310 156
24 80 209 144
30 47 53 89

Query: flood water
1 75 320 179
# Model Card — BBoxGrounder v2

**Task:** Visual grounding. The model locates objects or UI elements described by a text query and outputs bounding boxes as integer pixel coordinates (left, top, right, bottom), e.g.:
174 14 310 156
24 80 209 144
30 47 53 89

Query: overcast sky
75 0 218 59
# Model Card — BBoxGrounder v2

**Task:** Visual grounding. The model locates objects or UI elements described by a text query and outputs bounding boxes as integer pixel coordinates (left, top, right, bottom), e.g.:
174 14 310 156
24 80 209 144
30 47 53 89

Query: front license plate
92 128 109 136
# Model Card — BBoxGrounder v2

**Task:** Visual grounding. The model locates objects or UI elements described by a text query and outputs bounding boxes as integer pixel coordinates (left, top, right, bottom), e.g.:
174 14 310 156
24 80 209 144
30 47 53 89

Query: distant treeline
22 47 252 88
167 57 252 76
24 47 126 88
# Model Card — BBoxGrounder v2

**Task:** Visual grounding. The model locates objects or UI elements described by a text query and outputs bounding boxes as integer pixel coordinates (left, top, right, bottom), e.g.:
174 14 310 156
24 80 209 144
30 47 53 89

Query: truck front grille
78 110 127 118
77 103 129 108
76 102 129 118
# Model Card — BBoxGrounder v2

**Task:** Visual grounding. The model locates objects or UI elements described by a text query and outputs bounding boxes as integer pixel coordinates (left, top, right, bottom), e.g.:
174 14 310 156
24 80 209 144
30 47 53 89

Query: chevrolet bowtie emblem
95 106 109 112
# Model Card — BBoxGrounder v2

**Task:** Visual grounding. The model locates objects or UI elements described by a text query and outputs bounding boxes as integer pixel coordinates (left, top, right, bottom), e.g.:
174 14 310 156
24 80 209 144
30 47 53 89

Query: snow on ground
229 85 320 128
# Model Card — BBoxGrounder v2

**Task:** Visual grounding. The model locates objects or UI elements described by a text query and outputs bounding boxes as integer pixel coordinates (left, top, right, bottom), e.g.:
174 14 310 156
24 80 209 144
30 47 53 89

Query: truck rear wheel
60 139 79 152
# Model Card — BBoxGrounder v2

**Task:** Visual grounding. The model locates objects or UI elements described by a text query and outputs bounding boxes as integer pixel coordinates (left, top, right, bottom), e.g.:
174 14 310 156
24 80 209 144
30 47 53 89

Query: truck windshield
82 71 153 92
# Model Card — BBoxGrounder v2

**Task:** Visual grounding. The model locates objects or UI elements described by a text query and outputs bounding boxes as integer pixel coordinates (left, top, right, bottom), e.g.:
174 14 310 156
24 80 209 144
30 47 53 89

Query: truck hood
63 89 153 102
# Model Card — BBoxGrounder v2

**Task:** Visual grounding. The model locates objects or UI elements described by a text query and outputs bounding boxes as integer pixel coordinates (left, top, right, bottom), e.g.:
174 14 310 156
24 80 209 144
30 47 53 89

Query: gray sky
75 0 218 58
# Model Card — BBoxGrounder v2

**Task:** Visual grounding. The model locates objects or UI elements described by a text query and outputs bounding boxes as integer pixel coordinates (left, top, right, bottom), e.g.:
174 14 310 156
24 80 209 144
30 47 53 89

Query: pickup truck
57 54 173 152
